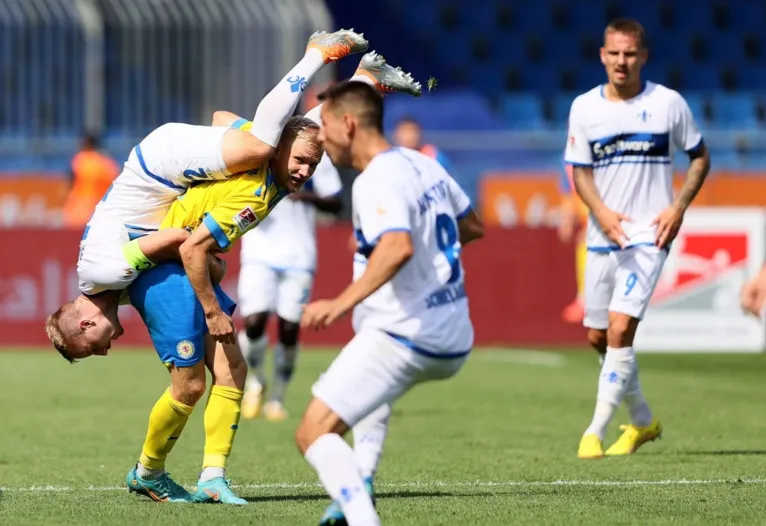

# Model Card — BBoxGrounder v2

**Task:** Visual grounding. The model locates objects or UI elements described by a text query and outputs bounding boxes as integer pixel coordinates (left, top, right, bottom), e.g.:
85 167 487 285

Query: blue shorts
128 262 237 367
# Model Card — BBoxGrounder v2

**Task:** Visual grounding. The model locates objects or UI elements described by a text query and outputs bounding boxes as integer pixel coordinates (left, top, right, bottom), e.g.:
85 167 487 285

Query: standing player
294 81 484 526
393 116 452 171
565 19 710 459
237 152 343 422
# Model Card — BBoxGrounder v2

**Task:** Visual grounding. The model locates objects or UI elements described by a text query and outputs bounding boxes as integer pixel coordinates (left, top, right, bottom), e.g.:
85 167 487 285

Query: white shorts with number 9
583 244 668 330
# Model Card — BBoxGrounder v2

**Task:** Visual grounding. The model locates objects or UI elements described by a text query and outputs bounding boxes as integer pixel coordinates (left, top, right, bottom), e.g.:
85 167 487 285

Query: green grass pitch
1 348 765 524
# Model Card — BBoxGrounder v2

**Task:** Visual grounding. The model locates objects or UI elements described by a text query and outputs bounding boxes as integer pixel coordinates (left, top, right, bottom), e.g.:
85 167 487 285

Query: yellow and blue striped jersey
160 119 288 249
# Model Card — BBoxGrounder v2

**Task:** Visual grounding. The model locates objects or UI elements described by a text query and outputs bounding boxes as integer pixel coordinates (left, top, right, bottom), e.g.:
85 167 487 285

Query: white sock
199 466 225 482
136 462 164 480
303 74 375 125
251 48 325 147
305 434 380 526
353 404 391 480
239 331 268 389
624 369 653 427
584 346 636 440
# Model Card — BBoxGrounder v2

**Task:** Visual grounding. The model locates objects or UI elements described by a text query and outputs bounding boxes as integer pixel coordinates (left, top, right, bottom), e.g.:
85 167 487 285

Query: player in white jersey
565 19 711 459
237 152 343 422
293 81 484 526
45 30 370 356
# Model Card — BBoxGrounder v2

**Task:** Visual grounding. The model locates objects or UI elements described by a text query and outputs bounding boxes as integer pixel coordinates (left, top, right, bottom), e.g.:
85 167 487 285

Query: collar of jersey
599 80 648 102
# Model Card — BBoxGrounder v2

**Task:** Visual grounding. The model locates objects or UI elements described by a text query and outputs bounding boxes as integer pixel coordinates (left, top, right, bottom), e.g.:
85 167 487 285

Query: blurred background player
393 116 452 171
237 153 343 422
62 133 119 228
565 19 710 459
557 162 587 324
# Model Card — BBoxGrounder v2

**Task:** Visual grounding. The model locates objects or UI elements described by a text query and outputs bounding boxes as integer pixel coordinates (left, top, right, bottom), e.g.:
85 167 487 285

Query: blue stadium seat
499 93 546 130
682 65 723 91
521 66 561 94
707 32 746 64
709 93 759 129
737 66 766 90
682 92 709 126
728 2 766 33
551 93 578 125
514 3 553 33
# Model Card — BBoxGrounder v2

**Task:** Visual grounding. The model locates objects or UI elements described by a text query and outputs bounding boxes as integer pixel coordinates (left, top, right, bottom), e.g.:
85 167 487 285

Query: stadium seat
499 93 546 130
709 94 760 129
550 93 578 125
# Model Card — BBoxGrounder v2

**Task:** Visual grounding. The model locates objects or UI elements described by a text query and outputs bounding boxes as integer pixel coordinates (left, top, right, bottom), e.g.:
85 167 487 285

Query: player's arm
334 231 414 314
670 94 711 212
212 110 246 128
123 228 190 271
458 208 484 246
290 191 343 214
446 174 484 247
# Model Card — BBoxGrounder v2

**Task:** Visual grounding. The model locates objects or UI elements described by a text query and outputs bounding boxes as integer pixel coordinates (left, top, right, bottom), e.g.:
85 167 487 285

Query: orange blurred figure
62 134 119 227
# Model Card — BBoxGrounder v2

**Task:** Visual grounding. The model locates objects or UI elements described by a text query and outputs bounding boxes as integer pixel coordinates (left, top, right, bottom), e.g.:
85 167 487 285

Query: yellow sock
575 238 587 299
202 385 244 469
139 388 194 470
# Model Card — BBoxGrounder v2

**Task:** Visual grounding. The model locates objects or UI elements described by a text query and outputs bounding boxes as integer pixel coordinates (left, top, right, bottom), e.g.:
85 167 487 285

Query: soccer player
393 116 452 171
236 152 343 422
565 19 710 459
558 162 588 324
234 51 420 423
46 28 369 353
294 81 484 526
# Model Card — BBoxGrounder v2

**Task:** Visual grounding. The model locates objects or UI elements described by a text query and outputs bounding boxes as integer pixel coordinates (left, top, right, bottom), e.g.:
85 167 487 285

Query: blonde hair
44 303 80 363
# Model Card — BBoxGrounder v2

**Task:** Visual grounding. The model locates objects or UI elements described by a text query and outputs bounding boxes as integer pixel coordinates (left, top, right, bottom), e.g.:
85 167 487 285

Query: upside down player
45 29 369 504
295 81 484 526
235 52 422 423
45 28 370 356
566 19 710 459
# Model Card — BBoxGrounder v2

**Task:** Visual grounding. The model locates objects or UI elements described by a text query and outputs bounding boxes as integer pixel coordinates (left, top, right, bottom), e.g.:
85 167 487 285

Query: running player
237 151 343 422
565 19 710 459
294 81 484 526
45 29 369 354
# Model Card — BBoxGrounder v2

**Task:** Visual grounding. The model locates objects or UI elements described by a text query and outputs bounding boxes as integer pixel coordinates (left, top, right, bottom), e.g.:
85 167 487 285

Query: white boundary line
2 479 764 493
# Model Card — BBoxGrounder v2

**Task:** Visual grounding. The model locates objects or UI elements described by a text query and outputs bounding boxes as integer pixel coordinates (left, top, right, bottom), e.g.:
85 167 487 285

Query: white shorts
77 221 137 295
312 328 467 427
584 244 668 330
237 263 314 322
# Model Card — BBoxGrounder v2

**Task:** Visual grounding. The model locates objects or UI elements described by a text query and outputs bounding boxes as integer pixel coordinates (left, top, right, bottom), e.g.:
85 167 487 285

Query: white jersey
240 153 342 272
564 82 703 250
78 123 232 295
351 147 474 356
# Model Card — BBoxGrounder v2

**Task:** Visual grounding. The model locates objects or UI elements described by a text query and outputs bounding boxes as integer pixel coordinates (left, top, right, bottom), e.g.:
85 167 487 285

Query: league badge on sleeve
233 206 258 232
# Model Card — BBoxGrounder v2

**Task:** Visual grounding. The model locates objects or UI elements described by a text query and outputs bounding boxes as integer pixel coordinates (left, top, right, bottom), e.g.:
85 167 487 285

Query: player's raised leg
192 337 248 505
304 51 422 125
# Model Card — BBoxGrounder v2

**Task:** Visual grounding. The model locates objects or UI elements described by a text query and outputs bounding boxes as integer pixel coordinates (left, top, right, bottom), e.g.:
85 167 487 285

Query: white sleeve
446 175 472 220
353 175 412 243
311 153 343 198
563 98 593 166
670 92 704 154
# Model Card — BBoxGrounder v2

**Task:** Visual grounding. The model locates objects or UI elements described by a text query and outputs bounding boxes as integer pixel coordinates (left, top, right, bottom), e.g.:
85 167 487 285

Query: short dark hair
317 81 384 133
605 18 646 48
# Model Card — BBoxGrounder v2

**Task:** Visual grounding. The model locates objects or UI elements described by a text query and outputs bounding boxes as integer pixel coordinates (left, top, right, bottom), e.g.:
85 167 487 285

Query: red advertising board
0 226 585 349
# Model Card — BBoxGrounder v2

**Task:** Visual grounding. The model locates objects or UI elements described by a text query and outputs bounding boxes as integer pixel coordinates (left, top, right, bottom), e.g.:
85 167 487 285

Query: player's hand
301 299 348 331
740 268 766 318
206 309 236 344
594 207 632 248
651 205 684 249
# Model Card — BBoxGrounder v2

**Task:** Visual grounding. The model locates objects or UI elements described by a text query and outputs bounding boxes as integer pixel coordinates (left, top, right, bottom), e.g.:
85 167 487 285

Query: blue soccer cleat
192 477 248 505
125 466 192 503
319 477 375 526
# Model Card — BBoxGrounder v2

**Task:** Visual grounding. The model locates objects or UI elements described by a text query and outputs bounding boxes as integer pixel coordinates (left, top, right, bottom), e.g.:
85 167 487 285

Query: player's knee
244 313 268 340
607 313 639 347
278 318 300 347
175 375 207 406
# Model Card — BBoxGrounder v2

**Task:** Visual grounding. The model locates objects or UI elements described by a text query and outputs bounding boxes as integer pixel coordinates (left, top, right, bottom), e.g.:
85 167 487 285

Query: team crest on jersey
233 206 258 232
176 340 195 359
